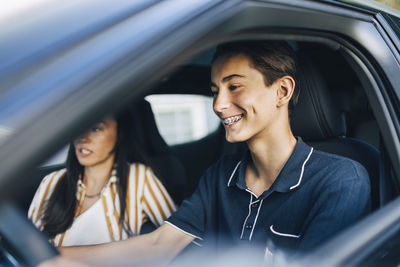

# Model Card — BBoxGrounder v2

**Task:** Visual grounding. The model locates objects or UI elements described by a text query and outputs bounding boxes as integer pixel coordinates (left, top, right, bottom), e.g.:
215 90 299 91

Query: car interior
13 40 400 254
3 0 400 266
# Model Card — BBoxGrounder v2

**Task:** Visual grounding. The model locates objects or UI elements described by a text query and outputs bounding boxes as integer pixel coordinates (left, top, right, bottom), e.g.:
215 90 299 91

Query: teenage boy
44 41 370 266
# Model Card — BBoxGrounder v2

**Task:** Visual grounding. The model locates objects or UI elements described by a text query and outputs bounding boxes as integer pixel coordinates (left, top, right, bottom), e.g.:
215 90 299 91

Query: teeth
81 148 91 155
223 115 242 126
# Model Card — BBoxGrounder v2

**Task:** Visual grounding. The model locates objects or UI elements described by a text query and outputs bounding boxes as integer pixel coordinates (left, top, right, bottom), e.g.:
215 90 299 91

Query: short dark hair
212 41 299 113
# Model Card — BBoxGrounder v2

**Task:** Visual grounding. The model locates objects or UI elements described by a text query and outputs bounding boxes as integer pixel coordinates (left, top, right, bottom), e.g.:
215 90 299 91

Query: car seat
129 98 188 206
291 52 380 210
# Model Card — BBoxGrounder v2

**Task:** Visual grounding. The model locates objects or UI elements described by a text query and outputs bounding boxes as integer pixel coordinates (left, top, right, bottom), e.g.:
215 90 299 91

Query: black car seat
291 52 380 210
129 98 188 206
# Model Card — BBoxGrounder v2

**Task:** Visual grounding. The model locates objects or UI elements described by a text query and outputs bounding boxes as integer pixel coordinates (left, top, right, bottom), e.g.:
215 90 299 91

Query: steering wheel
0 203 59 266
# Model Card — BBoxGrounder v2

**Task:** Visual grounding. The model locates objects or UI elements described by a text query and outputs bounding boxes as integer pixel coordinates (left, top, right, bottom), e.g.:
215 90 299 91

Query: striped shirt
28 163 176 246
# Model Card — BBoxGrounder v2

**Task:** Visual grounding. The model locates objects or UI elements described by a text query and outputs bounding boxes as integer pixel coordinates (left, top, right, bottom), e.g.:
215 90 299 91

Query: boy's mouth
223 115 243 126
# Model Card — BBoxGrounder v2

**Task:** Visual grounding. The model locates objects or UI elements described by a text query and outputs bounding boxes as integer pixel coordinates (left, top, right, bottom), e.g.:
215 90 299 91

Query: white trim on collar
269 225 301 238
249 199 263 241
240 194 253 240
227 161 242 187
290 147 313 190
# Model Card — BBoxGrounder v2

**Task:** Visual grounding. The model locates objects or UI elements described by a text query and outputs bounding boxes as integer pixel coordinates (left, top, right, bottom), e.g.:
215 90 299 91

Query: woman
28 110 176 246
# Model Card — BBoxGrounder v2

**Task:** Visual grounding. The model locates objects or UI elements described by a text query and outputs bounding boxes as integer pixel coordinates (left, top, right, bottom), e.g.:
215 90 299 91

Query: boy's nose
213 89 231 114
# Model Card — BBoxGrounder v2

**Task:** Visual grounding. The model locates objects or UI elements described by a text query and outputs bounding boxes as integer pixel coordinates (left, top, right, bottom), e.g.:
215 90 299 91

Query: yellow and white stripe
27 163 176 246
28 169 67 229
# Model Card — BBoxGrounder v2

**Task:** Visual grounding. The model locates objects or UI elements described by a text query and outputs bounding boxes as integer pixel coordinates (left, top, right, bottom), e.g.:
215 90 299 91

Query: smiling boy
45 41 371 266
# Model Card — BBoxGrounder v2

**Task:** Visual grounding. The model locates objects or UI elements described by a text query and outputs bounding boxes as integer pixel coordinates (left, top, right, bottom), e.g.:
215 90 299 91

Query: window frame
1 0 400 265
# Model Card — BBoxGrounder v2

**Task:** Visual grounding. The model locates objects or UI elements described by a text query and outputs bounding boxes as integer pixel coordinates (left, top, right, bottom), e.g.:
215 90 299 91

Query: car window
41 94 221 166
383 12 400 40
145 94 220 145
41 146 68 166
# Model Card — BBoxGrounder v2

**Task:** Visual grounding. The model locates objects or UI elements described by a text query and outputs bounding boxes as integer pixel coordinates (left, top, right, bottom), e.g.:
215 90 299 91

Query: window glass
145 94 220 145
383 13 400 41
41 145 68 166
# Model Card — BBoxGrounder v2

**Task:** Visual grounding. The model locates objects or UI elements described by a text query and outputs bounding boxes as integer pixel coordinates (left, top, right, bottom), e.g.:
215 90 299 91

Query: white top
28 163 176 246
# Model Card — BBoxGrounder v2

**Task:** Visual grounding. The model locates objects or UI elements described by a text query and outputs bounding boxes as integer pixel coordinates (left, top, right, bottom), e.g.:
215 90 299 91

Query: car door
1 0 400 266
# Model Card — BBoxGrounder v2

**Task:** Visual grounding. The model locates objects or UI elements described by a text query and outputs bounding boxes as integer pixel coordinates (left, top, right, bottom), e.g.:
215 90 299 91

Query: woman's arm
141 166 177 226
28 170 66 227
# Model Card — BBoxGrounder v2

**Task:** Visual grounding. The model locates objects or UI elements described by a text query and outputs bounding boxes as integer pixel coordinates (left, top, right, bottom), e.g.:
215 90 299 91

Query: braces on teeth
224 116 242 125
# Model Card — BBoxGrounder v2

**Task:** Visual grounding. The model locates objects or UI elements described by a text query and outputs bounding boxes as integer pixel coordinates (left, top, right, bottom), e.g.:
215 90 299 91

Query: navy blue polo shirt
166 138 371 255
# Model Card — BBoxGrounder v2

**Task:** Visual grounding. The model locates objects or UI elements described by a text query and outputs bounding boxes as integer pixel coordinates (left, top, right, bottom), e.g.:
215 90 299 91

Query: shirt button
245 224 253 229
252 203 259 208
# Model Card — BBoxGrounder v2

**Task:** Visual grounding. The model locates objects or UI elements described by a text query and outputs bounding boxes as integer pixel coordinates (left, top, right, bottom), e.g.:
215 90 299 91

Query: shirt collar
227 137 314 194
77 167 119 191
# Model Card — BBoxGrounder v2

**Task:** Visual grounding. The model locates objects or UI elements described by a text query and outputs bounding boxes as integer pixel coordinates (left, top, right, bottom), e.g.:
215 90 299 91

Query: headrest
130 99 169 155
291 53 346 141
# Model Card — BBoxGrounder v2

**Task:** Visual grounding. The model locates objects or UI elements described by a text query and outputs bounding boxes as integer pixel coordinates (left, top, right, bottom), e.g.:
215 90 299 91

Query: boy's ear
276 76 295 107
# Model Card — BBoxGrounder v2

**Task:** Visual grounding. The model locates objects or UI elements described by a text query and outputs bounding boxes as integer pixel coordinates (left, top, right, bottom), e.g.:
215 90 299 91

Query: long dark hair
42 109 150 238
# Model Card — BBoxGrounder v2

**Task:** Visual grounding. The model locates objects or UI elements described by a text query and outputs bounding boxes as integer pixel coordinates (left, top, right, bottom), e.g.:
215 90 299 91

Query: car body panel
0 0 241 201
1 0 400 265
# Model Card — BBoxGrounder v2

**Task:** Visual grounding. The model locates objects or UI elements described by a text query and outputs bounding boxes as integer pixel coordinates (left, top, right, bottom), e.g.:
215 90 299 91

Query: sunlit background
375 0 400 9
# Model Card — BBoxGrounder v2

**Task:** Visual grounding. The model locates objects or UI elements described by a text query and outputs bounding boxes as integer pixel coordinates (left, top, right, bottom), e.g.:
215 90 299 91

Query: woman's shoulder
127 162 146 168
126 162 156 180
127 162 154 172
30 168 67 207
41 168 67 185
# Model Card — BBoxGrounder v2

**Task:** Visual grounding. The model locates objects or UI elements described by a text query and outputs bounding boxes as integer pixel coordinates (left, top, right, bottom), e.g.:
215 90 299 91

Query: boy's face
211 54 282 143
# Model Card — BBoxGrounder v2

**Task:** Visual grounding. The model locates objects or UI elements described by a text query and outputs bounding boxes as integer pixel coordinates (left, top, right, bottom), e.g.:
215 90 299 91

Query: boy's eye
229 85 239 91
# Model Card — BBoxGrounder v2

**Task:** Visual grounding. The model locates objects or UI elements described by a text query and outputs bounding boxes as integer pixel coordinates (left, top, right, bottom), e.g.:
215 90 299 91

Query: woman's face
74 117 118 168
